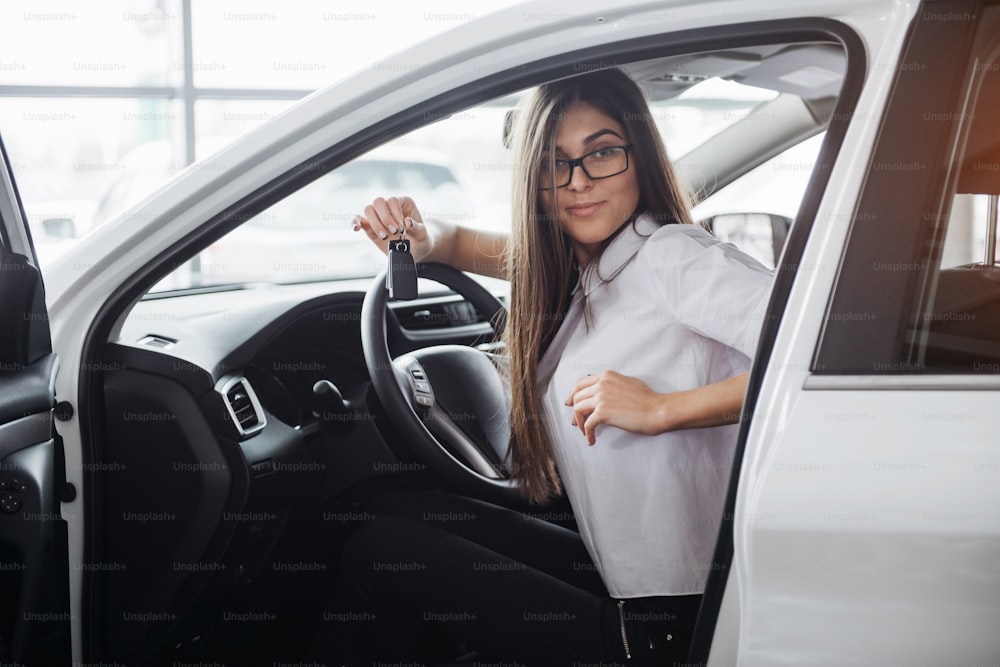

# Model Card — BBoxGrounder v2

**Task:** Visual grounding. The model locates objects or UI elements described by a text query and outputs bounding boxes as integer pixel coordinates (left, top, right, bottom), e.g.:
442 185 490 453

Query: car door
0 134 71 666
717 1 1000 664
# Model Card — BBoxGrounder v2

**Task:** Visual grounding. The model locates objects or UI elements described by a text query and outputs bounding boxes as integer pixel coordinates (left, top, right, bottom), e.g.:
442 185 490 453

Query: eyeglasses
538 144 633 190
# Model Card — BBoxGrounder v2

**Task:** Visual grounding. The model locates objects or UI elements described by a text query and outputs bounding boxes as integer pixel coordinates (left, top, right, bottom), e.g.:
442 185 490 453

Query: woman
340 68 773 665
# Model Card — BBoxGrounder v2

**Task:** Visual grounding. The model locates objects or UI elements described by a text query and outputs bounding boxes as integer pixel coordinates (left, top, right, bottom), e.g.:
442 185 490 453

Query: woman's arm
566 370 749 446
444 224 509 280
354 196 509 279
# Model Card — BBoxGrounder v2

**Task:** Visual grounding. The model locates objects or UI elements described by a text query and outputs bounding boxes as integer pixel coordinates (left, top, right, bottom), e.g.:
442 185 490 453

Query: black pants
333 489 701 666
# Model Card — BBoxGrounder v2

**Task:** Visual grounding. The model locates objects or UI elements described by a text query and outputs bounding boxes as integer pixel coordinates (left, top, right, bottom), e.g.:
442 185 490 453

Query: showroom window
0 0 517 267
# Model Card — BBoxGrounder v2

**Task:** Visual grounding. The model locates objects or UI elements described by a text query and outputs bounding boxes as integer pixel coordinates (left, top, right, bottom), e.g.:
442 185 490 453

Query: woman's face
538 101 641 266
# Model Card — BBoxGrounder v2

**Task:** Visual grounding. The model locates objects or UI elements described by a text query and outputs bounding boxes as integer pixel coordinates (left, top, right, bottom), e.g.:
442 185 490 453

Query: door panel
735 1 1000 663
0 137 70 664
743 388 1000 663
1 417 71 664
0 325 70 666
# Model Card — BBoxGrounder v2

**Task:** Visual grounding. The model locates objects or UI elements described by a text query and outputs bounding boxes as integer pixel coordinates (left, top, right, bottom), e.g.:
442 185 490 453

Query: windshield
148 76 781 292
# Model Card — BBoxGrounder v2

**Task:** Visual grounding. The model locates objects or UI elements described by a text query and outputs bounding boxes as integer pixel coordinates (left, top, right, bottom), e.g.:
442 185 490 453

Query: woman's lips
565 201 604 217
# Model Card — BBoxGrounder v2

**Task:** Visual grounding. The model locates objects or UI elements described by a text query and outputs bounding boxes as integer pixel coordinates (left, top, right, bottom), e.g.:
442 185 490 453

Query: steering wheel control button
251 460 274 477
396 358 436 411
9 478 27 493
364 264 511 492
1 494 22 513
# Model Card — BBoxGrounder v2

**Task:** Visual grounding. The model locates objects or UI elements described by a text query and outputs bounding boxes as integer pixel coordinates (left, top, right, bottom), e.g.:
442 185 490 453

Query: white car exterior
1 0 997 665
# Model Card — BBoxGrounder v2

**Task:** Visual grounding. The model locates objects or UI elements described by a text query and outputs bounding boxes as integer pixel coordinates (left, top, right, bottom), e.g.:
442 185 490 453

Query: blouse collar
576 213 661 297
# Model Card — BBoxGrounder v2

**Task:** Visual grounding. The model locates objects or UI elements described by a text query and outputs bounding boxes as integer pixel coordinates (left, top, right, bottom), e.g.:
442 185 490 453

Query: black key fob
387 238 417 300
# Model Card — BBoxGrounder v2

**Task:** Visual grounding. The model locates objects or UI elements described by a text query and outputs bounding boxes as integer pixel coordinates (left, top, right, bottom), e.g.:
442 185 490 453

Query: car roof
625 43 845 108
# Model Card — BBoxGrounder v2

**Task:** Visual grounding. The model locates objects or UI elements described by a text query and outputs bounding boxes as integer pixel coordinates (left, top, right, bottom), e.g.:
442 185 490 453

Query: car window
815 8 1000 374
693 133 825 267
917 55 1000 372
149 64 820 293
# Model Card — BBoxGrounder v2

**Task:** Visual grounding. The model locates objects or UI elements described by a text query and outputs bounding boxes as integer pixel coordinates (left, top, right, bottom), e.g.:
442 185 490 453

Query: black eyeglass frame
539 144 634 190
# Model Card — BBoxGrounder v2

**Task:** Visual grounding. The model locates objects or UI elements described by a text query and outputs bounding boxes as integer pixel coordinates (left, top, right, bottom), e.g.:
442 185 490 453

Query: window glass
0 1 182 87
0 98 184 265
194 100 296 157
151 67 823 292
0 0 511 270
916 71 1000 372
693 133 824 267
815 9 1000 375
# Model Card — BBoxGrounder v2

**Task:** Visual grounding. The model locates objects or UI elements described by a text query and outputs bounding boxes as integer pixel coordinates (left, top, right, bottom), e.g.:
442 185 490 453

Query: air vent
137 335 176 349
393 296 482 330
228 384 257 429
218 376 266 437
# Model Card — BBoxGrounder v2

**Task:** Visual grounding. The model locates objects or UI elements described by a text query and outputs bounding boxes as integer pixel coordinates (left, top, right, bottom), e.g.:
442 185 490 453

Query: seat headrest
956 64 1000 195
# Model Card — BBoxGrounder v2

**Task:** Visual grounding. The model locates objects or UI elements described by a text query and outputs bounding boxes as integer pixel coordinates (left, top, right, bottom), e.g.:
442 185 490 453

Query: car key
387 231 418 300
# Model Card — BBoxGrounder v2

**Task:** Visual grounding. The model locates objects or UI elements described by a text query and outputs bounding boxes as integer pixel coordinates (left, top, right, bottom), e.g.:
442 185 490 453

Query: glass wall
0 0 519 265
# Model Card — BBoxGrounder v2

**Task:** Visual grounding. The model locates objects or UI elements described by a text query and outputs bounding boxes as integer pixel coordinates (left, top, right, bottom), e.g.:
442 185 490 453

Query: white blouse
538 214 774 598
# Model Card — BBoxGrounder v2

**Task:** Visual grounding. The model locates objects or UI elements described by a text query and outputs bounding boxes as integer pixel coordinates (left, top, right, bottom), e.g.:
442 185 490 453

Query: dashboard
92 277 498 660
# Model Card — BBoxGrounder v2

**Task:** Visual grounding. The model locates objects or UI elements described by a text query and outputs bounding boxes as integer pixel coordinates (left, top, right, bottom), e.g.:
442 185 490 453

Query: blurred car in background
194 144 477 286
23 139 476 287
23 199 98 266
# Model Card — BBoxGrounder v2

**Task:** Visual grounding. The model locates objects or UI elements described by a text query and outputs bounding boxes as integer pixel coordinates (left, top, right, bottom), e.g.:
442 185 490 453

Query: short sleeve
641 224 775 358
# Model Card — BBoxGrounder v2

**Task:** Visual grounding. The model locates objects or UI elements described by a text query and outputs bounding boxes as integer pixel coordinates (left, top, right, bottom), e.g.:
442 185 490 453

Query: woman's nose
566 164 593 190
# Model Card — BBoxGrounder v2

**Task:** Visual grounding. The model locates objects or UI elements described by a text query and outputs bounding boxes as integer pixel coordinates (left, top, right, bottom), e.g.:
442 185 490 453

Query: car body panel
730 1 1000 664
740 388 1000 663
3 0 994 663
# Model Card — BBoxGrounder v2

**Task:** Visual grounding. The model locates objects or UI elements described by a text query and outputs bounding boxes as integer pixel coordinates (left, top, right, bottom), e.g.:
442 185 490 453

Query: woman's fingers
386 197 406 231
374 197 402 234
354 197 432 260
565 371 666 444
569 395 601 445
353 215 388 253
583 407 605 446
362 203 390 240
360 197 420 237
566 373 599 406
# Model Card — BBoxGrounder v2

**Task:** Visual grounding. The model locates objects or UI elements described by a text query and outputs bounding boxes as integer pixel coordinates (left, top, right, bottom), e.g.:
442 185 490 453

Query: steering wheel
361 262 516 499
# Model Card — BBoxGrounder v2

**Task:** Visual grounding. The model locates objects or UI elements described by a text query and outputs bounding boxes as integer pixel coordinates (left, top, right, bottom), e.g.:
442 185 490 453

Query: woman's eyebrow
583 128 625 144
553 128 626 155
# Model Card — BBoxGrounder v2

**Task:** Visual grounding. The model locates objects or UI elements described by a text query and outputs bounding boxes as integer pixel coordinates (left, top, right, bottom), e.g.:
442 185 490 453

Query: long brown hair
503 68 694 504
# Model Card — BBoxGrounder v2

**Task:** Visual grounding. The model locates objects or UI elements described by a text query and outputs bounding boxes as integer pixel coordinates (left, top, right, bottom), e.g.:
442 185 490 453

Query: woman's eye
591 148 616 160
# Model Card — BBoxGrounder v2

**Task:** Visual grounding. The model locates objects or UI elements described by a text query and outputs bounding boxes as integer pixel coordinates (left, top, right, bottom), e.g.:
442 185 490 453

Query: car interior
920 60 1000 370
75 36 856 665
